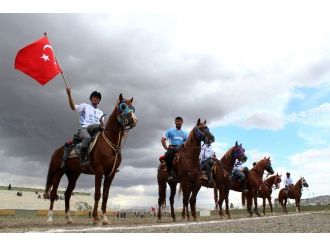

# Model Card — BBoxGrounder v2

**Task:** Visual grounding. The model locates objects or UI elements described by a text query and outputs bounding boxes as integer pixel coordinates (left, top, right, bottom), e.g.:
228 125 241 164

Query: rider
161 116 188 182
284 172 294 195
232 159 248 192
199 143 216 186
66 87 105 166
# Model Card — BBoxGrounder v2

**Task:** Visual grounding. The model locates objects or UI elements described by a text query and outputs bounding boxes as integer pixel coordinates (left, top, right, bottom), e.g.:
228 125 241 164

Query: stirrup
80 159 90 166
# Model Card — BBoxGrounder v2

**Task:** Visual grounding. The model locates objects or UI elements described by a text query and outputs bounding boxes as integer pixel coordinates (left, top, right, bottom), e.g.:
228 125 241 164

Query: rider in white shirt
66 88 104 166
284 172 294 195
199 144 216 186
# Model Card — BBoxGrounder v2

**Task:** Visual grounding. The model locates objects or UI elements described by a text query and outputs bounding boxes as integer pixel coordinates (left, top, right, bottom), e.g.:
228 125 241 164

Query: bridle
103 99 137 178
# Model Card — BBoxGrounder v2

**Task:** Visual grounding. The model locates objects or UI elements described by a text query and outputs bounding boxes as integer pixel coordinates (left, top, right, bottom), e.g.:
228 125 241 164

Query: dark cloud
0 14 234 192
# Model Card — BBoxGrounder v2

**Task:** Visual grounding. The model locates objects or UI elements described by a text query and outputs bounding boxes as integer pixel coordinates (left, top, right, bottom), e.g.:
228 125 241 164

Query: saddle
62 126 103 163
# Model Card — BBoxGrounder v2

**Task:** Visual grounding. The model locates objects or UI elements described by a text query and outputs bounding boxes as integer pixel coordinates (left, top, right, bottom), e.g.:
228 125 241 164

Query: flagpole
44 32 81 129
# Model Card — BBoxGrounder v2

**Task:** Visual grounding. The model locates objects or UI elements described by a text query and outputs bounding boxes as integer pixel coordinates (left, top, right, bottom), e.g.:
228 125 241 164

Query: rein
102 128 130 178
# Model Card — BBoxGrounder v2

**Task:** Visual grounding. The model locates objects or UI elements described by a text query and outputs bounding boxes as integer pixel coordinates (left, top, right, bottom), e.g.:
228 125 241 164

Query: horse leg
253 193 260 217
262 198 266 215
189 183 201 221
284 198 288 213
296 198 300 213
224 188 231 219
92 173 103 225
246 192 253 216
47 171 64 223
169 183 177 222
181 182 190 220
218 186 225 219
64 172 80 224
268 196 274 215
157 179 166 220
214 188 219 210
101 174 115 225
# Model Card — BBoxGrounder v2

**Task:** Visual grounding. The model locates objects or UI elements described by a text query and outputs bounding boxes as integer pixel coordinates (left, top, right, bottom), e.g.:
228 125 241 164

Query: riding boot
167 169 176 183
207 170 213 187
241 180 248 193
80 147 89 166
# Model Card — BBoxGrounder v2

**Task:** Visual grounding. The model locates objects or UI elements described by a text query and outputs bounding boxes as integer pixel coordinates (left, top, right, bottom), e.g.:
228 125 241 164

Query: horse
212 142 247 219
257 173 281 215
157 119 215 221
256 173 282 215
44 93 137 225
239 157 274 216
278 177 309 213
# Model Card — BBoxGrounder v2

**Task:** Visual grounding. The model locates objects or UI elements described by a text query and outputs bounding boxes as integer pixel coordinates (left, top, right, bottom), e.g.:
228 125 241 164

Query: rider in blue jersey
161 116 188 182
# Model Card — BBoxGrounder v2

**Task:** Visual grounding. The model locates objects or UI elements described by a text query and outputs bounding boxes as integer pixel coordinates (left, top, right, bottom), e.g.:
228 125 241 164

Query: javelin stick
44 32 81 129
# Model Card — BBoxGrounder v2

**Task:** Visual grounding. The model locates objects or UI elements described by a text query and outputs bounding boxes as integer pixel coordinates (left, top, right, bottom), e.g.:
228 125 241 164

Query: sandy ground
1 210 330 233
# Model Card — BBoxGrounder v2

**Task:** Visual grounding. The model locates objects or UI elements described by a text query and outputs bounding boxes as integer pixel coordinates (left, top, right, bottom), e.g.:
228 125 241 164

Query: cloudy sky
1 0 330 209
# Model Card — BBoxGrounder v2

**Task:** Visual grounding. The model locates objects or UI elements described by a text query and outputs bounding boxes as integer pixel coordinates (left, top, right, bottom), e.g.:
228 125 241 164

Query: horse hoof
93 219 99 225
102 219 110 225
66 220 73 224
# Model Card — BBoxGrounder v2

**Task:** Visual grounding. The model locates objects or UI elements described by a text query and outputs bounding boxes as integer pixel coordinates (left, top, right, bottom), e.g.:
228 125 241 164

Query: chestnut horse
212 142 247 219
257 173 281 215
157 119 214 221
44 94 137 225
278 177 309 213
240 157 274 216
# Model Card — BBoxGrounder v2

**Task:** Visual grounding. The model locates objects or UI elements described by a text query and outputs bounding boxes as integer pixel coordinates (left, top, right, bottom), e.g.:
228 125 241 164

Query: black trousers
164 145 181 174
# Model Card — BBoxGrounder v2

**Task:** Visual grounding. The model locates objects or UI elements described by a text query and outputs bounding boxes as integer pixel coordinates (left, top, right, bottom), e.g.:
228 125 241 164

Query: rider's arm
161 137 168 150
66 87 75 111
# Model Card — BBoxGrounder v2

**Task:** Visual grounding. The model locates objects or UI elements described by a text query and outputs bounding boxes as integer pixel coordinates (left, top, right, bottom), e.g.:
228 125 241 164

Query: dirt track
1 211 330 233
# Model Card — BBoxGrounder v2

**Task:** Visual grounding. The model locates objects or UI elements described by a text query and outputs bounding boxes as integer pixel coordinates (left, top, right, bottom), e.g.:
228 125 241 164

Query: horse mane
220 146 235 171
294 178 303 188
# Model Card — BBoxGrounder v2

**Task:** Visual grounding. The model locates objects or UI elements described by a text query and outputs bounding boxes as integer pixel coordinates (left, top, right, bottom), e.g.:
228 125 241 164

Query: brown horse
212 142 247 219
257 173 282 215
157 119 214 221
240 157 274 216
278 177 309 213
44 94 137 225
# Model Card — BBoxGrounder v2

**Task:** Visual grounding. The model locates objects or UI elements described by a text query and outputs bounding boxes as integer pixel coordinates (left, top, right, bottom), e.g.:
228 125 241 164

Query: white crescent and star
40 44 57 64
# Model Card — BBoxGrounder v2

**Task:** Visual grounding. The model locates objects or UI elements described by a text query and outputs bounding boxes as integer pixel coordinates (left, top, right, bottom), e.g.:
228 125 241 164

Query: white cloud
287 147 330 197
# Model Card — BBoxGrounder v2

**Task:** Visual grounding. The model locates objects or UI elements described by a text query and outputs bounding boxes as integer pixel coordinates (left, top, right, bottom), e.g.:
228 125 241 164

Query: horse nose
130 112 138 126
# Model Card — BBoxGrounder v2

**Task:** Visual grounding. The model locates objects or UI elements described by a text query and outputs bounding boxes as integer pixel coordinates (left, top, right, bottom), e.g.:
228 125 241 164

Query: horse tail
242 192 246 206
44 147 62 195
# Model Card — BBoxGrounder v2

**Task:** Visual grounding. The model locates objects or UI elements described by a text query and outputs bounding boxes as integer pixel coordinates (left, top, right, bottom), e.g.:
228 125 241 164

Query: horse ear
197 118 201 125
268 157 270 160
235 141 238 147
119 93 123 102
204 120 207 124
130 97 134 103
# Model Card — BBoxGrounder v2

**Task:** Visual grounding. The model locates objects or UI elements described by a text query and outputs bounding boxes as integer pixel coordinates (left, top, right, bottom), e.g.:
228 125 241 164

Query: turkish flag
15 36 62 85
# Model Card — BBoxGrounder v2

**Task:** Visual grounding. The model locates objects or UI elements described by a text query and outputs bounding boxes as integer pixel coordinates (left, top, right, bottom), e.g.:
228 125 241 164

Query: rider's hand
66 87 71 95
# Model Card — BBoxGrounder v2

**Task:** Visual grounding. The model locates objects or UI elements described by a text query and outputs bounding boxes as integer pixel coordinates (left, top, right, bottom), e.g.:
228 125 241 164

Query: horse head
233 141 247 163
254 157 274 175
194 119 215 144
300 177 309 188
116 94 138 129
274 173 282 189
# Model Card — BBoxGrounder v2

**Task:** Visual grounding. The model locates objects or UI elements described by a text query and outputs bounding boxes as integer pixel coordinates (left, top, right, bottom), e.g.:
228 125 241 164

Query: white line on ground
28 212 315 233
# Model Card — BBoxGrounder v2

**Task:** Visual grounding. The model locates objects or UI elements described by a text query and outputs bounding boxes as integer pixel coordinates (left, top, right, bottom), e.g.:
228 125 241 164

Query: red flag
15 36 62 85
